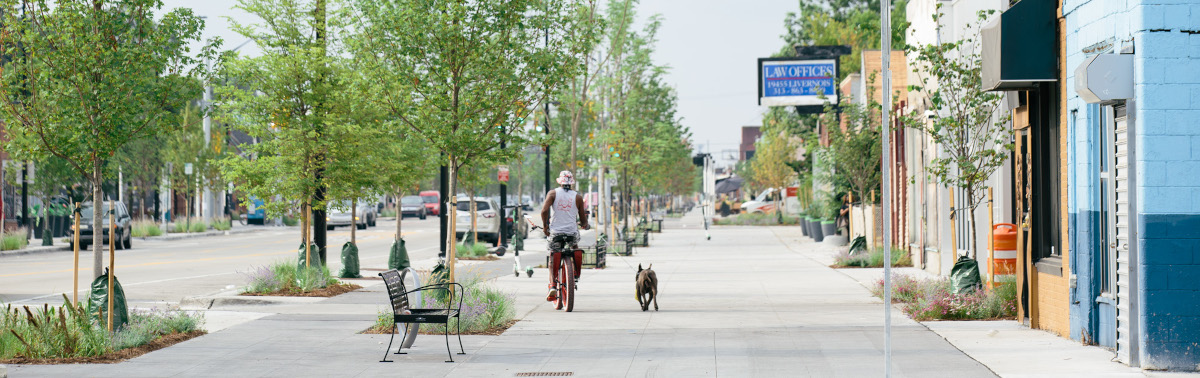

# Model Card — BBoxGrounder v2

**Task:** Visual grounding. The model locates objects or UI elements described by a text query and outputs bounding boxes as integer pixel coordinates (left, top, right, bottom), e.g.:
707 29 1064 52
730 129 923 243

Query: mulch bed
240 283 362 297
360 319 518 336
1 330 206 365
458 255 500 261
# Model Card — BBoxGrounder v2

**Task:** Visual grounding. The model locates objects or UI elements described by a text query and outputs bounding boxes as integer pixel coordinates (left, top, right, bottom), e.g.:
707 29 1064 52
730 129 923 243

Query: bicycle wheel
563 255 575 312
554 255 567 310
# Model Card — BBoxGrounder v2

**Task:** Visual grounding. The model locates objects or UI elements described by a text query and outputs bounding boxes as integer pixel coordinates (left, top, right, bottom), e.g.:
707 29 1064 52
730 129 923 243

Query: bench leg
380 323 397 362
444 323 454 363
457 316 465 355
394 323 409 354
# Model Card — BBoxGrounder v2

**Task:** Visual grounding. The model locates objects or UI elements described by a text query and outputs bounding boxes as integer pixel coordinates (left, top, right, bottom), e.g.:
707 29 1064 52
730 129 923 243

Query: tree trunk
351 198 357 244
395 190 403 241
967 194 979 260
91 159 104 279
446 160 458 284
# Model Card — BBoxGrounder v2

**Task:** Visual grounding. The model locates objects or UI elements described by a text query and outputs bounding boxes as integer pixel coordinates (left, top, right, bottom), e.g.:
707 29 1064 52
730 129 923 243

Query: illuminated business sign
758 59 838 107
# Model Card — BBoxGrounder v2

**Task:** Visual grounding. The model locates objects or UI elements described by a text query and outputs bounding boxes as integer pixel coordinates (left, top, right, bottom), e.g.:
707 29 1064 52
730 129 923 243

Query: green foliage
903 10 1013 259
348 0 597 260
0 296 204 360
212 217 232 231
871 274 1018 321
217 0 366 248
170 218 209 234
0 0 218 279
375 273 516 334
782 0 909 75
456 243 490 258
241 260 337 294
825 97 882 208
714 213 801 226
131 221 164 238
592 7 695 199
833 248 912 268
1 229 28 251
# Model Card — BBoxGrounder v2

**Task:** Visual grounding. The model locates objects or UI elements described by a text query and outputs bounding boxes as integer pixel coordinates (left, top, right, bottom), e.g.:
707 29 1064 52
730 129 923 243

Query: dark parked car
71 201 132 250
400 196 428 219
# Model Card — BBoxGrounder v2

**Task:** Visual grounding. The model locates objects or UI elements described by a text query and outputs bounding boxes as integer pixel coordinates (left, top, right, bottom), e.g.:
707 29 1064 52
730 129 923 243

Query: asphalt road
0 216 554 307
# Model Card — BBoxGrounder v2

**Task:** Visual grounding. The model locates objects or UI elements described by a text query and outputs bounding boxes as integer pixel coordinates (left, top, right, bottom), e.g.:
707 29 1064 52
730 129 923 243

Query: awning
981 0 1057 91
715 177 744 194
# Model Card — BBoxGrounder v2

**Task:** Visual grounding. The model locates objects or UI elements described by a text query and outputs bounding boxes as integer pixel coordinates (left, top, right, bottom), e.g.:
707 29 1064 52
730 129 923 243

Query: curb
149 227 272 242
0 244 71 257
180 295 327 309
0 227 274 258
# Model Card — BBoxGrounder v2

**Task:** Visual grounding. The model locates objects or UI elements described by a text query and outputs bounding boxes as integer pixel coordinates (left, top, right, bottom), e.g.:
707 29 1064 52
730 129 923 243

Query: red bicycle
548 234 583 312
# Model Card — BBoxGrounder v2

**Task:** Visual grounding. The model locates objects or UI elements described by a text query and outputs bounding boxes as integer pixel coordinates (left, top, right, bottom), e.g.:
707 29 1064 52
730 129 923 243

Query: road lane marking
0 250 295 278
10 271 240 304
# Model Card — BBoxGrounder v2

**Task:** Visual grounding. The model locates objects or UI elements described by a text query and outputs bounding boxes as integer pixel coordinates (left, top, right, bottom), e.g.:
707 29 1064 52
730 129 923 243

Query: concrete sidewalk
7 212 1175 377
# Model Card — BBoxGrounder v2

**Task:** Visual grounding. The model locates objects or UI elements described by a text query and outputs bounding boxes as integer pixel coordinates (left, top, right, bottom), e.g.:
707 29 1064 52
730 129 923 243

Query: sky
162 0 800 166
634 0 799 165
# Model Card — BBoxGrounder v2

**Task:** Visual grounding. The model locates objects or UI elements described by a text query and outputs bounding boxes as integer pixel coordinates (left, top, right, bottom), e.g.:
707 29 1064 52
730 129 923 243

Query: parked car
740 188 781 214
419 190 440 216
399 196 428 220
455 196 500 246
72 201 133 250
325 201 376 230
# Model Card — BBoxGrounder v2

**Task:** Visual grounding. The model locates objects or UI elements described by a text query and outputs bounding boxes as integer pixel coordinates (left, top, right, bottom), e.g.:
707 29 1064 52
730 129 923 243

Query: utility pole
499 139 508 249
21 162 28 236
439 155 448 258
311 0 329 265
543 25 552 196
880 0 894 375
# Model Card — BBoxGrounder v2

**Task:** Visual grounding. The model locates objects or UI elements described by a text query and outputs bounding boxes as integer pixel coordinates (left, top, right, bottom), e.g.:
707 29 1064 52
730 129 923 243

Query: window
401 196 423 205
456 201 491 211
1030 82 1063 275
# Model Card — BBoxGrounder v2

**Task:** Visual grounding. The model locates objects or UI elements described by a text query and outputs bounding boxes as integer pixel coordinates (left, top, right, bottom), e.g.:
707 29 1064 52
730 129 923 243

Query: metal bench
379 269 465 363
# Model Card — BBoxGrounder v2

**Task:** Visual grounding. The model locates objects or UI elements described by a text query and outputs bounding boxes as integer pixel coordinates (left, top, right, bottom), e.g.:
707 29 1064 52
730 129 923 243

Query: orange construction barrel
991 223 1018 285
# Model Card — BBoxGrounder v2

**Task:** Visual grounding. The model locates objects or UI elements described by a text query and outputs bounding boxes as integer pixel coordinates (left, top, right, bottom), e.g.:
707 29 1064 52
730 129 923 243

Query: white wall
904 0 1013 275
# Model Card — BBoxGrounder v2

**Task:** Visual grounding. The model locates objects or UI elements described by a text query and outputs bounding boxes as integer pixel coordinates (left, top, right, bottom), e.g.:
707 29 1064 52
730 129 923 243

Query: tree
218 0 352 265
749 128 796 215
0 0 216 279
826 100 882 235
782 0 908 75
162 103 227 224
904 10 1012 259
348 0 593 283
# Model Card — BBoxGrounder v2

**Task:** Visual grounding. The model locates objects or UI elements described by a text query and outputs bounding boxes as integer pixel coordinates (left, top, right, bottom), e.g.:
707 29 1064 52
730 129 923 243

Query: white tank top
550 187 579 235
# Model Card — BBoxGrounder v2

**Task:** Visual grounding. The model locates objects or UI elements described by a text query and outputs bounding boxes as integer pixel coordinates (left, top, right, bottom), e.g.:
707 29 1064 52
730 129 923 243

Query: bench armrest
403 282 466 313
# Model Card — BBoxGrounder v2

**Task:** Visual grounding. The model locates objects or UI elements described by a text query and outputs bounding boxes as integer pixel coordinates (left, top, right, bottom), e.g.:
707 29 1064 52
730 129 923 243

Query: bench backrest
380 269 409 315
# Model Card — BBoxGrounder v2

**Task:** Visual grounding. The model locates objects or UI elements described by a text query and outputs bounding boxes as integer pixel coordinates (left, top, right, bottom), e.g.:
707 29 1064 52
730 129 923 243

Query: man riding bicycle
540 170 589 302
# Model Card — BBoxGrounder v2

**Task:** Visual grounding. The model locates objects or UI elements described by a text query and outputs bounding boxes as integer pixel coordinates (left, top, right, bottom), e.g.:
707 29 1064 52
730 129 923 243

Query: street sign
184 163 194 175
758 58 838 106
497 165 509 182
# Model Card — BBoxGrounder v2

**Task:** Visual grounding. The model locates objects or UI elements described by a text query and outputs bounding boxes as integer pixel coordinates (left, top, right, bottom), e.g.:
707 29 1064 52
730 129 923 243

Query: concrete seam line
919 321 1001 378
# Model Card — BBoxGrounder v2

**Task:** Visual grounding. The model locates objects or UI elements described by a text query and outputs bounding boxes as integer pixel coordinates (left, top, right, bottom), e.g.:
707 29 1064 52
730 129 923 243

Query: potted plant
821 196 844 245
798 211 809 236
808 203 825 242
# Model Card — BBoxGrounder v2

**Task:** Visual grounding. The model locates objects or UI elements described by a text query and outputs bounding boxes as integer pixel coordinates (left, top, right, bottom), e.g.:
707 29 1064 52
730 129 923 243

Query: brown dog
636 264 658 311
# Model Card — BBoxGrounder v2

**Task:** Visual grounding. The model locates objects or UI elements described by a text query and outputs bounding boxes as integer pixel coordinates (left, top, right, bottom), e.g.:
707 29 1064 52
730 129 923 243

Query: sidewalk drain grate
515 373 573 377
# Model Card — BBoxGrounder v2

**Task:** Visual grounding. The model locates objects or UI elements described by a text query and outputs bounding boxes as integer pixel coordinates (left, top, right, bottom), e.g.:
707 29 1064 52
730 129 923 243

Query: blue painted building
1064 0 1200 370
